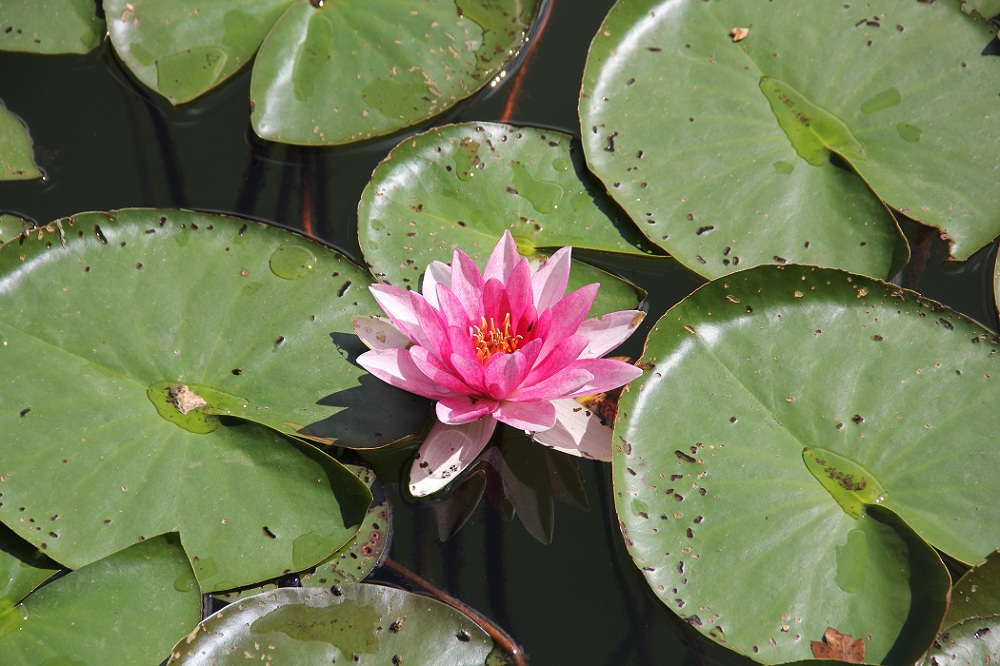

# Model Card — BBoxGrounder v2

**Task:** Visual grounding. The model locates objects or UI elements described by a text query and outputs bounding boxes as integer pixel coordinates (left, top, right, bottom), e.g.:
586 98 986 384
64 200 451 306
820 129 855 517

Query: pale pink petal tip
408 418 497 497
352 315 411 350
530 398 614 461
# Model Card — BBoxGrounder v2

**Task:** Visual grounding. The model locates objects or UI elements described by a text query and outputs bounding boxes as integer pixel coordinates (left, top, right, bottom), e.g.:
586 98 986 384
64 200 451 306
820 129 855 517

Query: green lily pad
251 1 540 145
0 101 42 181
582 0 1000 277
359 122 649 316
105 0 295 105
945 550 1000 629
169 585 500 664
0 214 33 244
0 208 447 590
0 0 103 54
215 463 392 601
0 524 59 609
0 534 201 664
615 264 1000 663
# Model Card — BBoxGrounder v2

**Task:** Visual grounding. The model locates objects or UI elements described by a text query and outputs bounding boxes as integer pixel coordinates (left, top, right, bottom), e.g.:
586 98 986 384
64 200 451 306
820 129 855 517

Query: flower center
470 313 522 364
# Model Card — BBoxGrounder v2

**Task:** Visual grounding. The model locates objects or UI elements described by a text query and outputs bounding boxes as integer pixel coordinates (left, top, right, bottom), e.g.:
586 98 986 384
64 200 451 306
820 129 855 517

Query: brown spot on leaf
811 627 865 662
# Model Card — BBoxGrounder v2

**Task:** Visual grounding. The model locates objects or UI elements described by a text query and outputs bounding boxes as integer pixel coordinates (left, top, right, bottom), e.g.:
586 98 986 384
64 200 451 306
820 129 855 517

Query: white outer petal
408 418 497 497
421 261 452 309
576 310 646 358
352 315 411 350
530 398 612 461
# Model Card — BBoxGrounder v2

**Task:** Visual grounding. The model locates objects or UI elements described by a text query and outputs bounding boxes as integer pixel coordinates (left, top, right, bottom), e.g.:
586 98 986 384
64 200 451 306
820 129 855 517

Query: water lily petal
450 249 485 317
352 315 410 350
511 367 594 403
408 345 477 395
531 398 613 461
522 334 589 387
536 283 599 359
437 395 499 424
408 290 452 360
562 358 644 398
421 260 452 309
408 418 497 497
576 310 646 358
483 350 531 399
369 284 432 348
436 283 472 329
484 230 521 282
504 255 534 333
357 348 455 400
531 246 571 312
494 399 557 431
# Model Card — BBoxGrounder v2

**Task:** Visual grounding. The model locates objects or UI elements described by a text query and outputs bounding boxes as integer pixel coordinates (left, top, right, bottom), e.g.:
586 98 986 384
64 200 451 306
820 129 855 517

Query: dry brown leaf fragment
730 27 750 42
810 626 866 662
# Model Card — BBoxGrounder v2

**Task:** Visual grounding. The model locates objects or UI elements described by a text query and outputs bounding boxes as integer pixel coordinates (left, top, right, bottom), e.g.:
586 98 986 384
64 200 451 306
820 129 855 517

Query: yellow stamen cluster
470 313 522 364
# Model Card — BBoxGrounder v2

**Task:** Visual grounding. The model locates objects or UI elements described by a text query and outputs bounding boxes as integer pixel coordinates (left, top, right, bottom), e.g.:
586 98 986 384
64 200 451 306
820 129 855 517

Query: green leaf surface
105 0 295 104
0 0 103 54
582 0 1000 276
920 616 1000 666
944 549 1000 630
0 214 33 244
0 535 201 665
0 101 41 180
0 524 59 609
0 209 445 590
215 463 392 601
251 1 539 145
359 122 649 316
169 585 499 665
615 264 1000 663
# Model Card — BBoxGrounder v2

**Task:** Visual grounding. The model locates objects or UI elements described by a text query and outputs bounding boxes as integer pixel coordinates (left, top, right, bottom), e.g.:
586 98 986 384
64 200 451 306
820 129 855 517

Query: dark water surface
1 1 996 664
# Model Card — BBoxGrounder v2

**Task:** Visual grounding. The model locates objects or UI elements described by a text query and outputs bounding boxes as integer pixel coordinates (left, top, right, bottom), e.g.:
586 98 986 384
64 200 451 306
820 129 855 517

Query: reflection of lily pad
106 0 540 145
615 265 1000 663
359 122 649 316
0 535 201 664
170 585 498 664
0 209 441 590
582 0 1000 277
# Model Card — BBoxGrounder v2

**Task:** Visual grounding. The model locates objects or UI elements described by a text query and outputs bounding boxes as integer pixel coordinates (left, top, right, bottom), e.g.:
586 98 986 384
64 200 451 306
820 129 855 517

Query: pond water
1 1 997 664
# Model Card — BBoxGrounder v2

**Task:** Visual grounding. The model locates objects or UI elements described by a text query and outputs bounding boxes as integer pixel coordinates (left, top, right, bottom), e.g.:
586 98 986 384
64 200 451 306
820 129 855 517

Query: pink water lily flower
353 232 644 497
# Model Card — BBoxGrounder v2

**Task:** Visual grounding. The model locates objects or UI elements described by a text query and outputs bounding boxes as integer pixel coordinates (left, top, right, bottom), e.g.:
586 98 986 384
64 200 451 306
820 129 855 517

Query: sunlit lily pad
0 209 441 589
169 585 499 664
359 122 650 316
615 264 1000 663
0 102 42 181
0 214 33 244
0 0 103 54
0 534 201 664
582 0 1000 277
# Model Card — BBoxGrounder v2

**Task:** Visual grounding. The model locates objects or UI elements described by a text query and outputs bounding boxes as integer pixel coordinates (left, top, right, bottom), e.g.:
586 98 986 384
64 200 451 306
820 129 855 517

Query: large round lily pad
0 101 41 181
582 0 1000 278
0 209 434 590
170 585 500 664
614 264 1000 663
359 122 650 316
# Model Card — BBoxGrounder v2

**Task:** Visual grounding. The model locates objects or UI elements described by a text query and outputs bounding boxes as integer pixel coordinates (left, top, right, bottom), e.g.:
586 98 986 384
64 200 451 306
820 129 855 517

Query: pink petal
494 399 557 431
576 310 646 358
530 398 612 461
408 291 451 360
352 315 410 350
530 246 572 312
369 284 441 350
408 418 497 497
504 258 535 334
436 283 472 329
561 358 644 398
511 367 594 403
421 261 452 309
483 350 530 400
408 346 477 395
437 395 499 424
484 230 521 282
357 348 455 400
535 284 599 360
450 249 485 318
521 334 589 387
481 277 511 326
